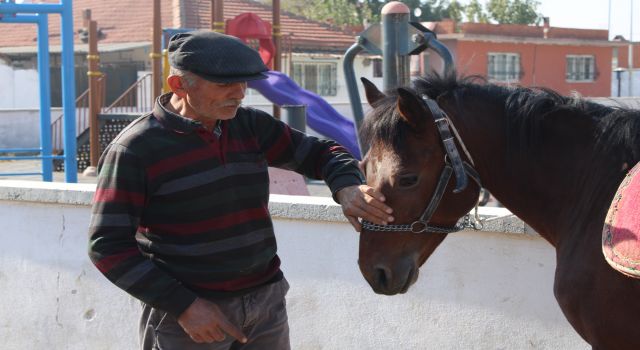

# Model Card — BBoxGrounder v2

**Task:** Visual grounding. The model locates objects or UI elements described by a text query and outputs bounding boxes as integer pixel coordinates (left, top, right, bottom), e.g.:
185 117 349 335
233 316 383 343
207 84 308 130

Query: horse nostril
374 266 391 288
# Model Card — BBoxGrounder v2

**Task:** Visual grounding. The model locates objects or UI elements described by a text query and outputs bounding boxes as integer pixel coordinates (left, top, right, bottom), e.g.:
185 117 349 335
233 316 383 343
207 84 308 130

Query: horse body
358 74 640 349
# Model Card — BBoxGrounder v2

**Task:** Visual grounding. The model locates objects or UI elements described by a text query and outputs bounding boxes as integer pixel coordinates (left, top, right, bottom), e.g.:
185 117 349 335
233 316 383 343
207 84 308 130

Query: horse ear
360 77 385 105
397 87 428 130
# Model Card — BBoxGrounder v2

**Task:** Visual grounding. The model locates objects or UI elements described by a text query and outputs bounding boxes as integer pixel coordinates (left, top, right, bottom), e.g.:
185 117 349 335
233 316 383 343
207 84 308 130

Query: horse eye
398 174 419 188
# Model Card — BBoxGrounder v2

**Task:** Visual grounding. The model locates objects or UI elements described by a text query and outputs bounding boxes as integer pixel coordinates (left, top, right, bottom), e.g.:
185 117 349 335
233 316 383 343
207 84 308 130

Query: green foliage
465 0 489 23
272 0 540 27
486 0 541 24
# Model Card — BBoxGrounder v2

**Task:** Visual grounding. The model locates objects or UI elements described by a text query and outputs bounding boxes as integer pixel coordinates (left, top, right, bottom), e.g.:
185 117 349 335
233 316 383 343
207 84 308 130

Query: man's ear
167 75 187 98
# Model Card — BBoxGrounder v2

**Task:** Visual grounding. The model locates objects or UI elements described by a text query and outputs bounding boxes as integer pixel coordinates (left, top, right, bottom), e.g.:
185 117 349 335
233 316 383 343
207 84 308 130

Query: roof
426 20 620 46
0 0 356 53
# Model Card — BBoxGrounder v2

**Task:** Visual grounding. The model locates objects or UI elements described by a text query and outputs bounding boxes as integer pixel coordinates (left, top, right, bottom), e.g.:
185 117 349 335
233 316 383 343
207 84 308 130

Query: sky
475 0 639 40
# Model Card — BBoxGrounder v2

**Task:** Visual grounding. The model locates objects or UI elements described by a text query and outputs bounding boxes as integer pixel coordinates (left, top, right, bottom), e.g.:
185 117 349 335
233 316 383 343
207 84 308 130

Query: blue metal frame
0 0 77 182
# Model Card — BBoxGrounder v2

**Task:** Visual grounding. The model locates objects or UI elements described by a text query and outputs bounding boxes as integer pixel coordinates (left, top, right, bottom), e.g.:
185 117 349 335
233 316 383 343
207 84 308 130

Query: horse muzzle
359 259 420 295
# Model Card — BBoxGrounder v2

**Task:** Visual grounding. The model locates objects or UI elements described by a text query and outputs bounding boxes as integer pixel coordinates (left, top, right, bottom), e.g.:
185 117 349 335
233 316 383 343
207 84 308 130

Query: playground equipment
248 71 360 158
0 0 77 182
343 1 454 154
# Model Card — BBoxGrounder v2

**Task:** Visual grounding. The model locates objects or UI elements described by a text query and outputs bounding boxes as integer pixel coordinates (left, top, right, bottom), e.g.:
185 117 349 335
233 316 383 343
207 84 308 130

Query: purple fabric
248 70 361 158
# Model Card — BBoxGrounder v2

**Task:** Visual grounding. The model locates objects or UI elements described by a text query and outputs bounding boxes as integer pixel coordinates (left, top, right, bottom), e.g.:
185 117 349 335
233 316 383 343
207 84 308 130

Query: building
417 19 623 97
0 0 371 112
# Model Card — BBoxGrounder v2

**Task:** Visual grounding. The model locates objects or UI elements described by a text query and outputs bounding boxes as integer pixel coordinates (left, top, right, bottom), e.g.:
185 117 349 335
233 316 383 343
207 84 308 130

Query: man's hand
177 298 247 344
336 185 394 232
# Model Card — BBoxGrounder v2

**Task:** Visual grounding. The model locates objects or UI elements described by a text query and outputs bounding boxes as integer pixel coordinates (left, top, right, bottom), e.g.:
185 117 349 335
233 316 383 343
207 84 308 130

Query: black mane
360 71 640 166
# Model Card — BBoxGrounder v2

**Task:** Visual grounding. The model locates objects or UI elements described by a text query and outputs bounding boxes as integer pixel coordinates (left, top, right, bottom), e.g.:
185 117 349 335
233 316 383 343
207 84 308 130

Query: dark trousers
140 278 290 350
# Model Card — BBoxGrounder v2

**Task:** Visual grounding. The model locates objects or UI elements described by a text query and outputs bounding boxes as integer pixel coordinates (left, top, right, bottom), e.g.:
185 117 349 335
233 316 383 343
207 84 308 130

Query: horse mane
360 70 640 167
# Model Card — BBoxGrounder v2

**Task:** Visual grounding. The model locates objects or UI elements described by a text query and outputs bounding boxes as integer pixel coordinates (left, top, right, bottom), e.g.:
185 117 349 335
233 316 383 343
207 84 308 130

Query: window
292 62 337 96
566 55 595 82
487 53 521 82
372 58 383 78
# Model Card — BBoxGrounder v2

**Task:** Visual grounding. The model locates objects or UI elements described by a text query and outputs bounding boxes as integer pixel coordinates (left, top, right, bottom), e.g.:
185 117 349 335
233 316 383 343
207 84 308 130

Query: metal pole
0 3 63 13
36 14 53 181
211 0 224 33
0 14 54 180
616 70 622 97
281 105 306 133
272 0 281 119
61 0 77 182
151 0 162 103
87 16 102 171
343 41 365 154
381 1 410 91
629 0 634 96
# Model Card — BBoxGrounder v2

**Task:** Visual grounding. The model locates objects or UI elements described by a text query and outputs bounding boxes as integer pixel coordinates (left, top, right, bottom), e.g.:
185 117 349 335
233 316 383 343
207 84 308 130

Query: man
88 30 393 350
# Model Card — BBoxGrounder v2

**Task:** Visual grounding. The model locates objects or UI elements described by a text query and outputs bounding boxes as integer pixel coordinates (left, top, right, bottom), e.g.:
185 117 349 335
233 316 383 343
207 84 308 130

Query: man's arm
88 144 198 315
88 143 247 343
250 110 393 229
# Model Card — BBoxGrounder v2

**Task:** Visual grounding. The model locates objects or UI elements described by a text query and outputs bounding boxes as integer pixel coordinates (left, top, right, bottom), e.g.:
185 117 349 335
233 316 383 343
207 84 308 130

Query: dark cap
168 30 268 83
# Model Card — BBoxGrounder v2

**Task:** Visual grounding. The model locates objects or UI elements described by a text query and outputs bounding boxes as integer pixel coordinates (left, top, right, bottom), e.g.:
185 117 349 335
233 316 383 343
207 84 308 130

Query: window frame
565 55 596 83
292 61 338 97
487 52 521 83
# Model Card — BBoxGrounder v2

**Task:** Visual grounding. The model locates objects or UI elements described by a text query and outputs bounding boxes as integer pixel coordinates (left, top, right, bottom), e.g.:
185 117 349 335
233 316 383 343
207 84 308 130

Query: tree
445 0 464 23
486 0 540 25
279 0 362 27
465 0 489 23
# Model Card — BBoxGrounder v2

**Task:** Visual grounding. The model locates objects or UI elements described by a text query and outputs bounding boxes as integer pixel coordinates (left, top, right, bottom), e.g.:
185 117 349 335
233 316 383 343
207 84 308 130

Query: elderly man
88 30 393 350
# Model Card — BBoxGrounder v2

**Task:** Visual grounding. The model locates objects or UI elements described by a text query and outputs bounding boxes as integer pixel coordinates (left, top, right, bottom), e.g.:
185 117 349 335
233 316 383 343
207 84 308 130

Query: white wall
611 69 640 97
0 180 589 350
0 61 39 109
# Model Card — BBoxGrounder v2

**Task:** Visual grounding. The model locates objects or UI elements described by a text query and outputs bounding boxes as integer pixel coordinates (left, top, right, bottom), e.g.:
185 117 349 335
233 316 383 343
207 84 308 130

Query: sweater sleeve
250 109 365 200
87 143 198 317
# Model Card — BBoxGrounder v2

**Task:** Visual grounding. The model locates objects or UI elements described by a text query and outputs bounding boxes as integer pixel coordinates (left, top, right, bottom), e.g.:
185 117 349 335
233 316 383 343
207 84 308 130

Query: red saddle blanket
603 162 640 278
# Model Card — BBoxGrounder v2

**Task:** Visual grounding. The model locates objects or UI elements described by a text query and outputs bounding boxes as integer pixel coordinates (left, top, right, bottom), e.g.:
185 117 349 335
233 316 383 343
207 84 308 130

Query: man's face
182 75 247 122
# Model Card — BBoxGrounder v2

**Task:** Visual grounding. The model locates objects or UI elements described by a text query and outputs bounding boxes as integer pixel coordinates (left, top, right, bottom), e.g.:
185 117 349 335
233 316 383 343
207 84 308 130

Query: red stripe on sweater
192 256 281 291
225 136 259 152
149 206 268 235
94 188 146 206
94 248 140 274
265 126 292 163
147 146 215 179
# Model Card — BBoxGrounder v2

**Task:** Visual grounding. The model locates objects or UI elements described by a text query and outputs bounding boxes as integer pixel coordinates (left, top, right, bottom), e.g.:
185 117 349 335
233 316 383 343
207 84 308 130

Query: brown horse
357 73 640 349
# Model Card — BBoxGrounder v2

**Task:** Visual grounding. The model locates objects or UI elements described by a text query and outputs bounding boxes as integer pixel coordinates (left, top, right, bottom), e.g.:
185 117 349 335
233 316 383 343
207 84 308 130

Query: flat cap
168 30 268 83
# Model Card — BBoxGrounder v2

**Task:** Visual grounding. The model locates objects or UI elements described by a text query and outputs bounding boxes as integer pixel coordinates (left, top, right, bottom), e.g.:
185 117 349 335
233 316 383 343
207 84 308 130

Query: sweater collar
153 93 204 134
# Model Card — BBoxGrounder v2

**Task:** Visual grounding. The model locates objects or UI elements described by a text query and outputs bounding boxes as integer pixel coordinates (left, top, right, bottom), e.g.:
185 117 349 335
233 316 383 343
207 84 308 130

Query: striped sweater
88 93 364 317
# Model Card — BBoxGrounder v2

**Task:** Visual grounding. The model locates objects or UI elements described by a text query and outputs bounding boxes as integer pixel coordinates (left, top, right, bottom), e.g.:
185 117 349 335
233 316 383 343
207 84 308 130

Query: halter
361 94 483 234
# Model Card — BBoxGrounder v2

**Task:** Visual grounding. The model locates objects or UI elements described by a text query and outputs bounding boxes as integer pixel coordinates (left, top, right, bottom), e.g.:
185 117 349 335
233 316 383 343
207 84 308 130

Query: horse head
358 78 481 295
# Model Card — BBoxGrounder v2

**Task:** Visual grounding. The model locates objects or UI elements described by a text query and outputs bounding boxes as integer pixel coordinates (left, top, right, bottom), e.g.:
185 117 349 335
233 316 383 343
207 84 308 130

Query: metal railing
103 73 153 114
51 75 105 153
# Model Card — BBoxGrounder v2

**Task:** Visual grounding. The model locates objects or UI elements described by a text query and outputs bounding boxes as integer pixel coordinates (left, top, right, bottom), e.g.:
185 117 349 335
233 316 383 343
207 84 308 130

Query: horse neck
449 101 622 246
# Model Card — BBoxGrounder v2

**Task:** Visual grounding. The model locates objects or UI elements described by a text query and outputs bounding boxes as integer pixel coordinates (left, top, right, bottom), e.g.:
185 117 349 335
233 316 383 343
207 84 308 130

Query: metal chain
361 212 483 234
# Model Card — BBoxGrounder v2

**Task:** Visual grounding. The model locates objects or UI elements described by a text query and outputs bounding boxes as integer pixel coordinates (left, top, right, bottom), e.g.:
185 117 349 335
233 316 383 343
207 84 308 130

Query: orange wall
615 43 640 68
449 41 612 97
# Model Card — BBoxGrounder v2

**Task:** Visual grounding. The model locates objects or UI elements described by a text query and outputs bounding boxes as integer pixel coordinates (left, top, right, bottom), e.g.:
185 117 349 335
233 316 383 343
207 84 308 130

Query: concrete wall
0 180 589 350
0 61 40 109
0 108 62 149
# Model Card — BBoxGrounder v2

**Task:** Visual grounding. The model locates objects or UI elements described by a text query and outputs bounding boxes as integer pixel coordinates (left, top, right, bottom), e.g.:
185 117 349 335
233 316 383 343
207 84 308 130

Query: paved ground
0 159 333 196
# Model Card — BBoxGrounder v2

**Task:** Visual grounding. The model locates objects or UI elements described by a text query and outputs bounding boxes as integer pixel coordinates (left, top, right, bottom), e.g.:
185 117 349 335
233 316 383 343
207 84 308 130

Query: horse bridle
361 94 483 234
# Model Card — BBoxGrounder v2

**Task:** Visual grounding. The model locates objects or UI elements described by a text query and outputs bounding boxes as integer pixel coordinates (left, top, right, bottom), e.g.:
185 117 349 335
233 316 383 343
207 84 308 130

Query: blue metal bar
0 173 43 177
0 16 36 23
36 13 53 181
0 3 64 14
0 155 64 160
0 148 43 153
60 0 77 182
0 13 54 181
